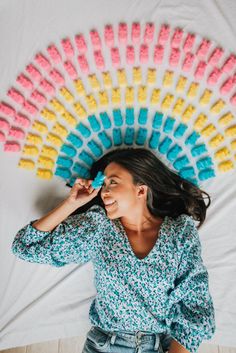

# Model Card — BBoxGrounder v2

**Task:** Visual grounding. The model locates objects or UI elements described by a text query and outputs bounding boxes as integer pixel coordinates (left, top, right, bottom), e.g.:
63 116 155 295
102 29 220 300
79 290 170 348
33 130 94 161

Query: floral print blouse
11 204 216 353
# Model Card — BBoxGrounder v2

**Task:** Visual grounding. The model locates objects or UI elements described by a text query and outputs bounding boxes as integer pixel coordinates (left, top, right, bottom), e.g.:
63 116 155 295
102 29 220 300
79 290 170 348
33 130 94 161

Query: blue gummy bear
185 131 200 146
138 108 148 125
158 137 172 154
87 140 103 158
196 157 214 170
55 167 72 179
167 145 182 161
99 112 111 129
56 156 73 168
124 127 135 145
76 122 91 138
113 128 122 146
98 131 112 149
173 155 190 170
152 112 163 129
126 108 135 125
88 115 101 132
149 131 160 149
179 166 195 178
67 133 83 148
113 109 123 127
163 117 175 133
79 150 94 167
72 163 90 178
136 128 147 145
174 123 187 138
60 144 77 157
91 171 106 189
198 169 215 181
191 144 207 157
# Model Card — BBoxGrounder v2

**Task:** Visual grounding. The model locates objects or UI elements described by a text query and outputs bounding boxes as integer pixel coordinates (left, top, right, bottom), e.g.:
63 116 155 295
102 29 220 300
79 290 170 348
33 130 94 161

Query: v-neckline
114 216 168 262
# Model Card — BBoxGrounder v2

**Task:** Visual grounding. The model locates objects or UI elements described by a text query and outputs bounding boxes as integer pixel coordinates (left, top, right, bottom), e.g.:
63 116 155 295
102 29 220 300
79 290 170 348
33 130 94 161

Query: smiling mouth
105 201 117 209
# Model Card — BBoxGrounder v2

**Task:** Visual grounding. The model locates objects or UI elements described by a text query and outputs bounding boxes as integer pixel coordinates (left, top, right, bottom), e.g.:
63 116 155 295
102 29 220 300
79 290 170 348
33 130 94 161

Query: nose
101 184 111 197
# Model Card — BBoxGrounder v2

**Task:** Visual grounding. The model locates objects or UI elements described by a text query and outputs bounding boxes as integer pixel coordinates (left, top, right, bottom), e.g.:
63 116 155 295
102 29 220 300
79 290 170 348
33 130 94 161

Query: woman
12 147 216 353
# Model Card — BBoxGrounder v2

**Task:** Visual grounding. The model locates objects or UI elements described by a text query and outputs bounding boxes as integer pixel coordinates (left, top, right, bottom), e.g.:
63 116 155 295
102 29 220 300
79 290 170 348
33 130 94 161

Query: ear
136 184 148 199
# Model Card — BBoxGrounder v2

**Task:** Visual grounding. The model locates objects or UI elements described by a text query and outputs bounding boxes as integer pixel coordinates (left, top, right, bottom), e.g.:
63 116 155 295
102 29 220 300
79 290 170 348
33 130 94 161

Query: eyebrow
106 174 121 179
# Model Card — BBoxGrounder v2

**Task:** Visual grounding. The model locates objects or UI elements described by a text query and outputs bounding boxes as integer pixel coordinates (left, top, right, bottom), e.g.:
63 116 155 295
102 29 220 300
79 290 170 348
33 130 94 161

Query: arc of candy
0 22 236 185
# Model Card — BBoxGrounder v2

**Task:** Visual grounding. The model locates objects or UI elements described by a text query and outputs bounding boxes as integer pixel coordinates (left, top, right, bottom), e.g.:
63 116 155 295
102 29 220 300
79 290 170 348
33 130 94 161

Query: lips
104 200 117 209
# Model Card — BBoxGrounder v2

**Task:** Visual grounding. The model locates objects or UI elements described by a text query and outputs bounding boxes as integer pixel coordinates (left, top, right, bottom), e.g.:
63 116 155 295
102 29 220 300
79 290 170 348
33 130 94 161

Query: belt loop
154 333 160 351
110 332 117 345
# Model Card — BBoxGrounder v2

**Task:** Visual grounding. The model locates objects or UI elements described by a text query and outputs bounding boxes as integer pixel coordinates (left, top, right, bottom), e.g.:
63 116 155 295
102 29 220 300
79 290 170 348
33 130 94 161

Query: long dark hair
67 147 211 228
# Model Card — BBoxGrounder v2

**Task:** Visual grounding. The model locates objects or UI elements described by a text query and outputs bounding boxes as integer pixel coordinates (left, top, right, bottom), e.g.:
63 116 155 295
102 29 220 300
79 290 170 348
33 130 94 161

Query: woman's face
100 162 145 219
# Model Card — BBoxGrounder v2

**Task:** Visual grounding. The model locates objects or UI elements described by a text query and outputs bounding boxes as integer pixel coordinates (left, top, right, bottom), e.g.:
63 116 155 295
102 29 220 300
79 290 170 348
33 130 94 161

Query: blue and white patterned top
11 204 215 353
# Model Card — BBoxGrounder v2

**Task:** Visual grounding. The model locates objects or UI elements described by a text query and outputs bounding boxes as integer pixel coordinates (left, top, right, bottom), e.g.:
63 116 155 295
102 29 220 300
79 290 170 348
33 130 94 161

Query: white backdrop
0 0 236 350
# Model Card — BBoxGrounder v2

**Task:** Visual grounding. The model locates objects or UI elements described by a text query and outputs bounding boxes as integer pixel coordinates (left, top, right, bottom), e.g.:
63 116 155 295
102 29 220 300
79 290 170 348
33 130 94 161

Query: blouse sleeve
165 215 216 353
11 205 107 267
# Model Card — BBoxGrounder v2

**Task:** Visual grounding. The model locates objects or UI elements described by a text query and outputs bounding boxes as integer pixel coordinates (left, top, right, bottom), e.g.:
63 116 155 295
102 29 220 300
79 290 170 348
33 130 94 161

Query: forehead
104 162 131 178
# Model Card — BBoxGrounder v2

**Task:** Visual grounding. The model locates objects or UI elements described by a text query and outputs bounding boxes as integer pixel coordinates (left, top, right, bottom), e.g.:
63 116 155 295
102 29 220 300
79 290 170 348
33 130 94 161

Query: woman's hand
66 178 102 207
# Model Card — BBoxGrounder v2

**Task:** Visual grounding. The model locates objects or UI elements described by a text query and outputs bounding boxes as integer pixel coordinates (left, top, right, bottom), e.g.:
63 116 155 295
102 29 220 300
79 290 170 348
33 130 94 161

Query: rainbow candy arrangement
0 22 236 186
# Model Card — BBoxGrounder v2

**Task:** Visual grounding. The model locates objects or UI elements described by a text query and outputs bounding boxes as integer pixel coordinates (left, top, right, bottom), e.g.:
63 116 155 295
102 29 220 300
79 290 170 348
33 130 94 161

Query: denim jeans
82 326 173 353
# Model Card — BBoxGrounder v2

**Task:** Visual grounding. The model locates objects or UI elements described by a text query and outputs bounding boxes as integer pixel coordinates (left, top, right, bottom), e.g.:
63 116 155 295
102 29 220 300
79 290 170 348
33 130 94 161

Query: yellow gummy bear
117 69 127 86
125 87 134 105
225 125 236 137
176 76 187 93
163 71 174 88
36 168 53 179
133 67 142 84
61 111 77 127
22 145 39 156
32 121 48 134
201 124 216 137
231 140 236 150
182 105 196 123
161 94 174 111
46 133 63 147
40 108 56 121
88 74 100 90
18 159 35 170
38 155 55 169
200 89 212 106
74 79 86 95
187 82 199 99
41 145 58 159
147 69 156 85
26 133 43 145
102 72 112 88
151 89 160 105
112 88 121 105
219 112 234 126
49 99 66 114
194 114 208 131
86 94 97 112
138 86 147 104
218 160 234 172
73 102 87 118
59 87 74 102
99 91 109 106
209 134 224 148
172 98 185 115
215 147 230 160
210 99 225 114
52 123 68 138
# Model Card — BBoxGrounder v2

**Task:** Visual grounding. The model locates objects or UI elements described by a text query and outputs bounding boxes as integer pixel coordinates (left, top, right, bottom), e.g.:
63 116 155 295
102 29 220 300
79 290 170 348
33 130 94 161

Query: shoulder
168 213 199 250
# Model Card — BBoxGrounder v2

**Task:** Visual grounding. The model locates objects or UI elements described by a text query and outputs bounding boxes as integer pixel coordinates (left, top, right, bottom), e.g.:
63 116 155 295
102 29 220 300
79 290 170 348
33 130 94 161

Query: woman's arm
169 339 191 353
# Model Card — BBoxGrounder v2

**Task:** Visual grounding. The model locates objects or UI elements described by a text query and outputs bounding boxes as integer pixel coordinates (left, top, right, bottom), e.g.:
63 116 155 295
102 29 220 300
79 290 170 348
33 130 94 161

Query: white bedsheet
0 0 236 349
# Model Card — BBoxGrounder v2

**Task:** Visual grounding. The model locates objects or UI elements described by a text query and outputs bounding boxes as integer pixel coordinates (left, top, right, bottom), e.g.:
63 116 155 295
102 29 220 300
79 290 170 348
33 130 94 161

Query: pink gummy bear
171 28 183 48
0 118 10 131
22 100 38 115
31 90 47 104
4 141 21 152
14 113 30 127
77 55 89 73
35 53 51 71
208 47 224 65
140 44 149 63
144 23 155 44
230 93 236 105
63 61 77 79
207 67 222 85
158 24 170 45
0 102 15 117
16 74 33 90
90 30 101 50
104 24 114 47
118 23 128 44
154 45 164 64
169 48 180 67
197 38 211 58
222 54 236 73
61 38 74 57
131 23 141 44
26 64 42 82
183 33 195 52
194 61 207 79
94 50 105 70
220 77 234 95
47 44 62 63
7 88 25 104
75 34 87 53
0 131 5 142
49 69 65 86
111 47 120 68
9 127 25 139
39 79 56 95
126 46 135 65
182 52 195 71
